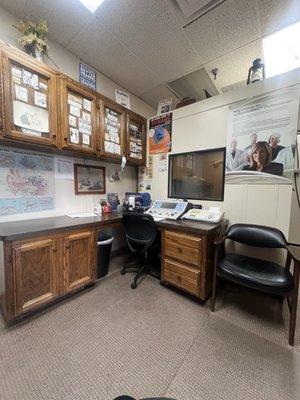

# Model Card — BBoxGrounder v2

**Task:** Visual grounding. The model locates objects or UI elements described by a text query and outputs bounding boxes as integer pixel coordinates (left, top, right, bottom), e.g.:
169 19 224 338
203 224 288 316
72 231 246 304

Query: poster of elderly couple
226 87 300 183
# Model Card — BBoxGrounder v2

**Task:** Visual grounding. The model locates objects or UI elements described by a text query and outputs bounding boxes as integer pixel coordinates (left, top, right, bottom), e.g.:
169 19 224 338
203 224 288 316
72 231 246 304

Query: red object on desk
102 203 112 214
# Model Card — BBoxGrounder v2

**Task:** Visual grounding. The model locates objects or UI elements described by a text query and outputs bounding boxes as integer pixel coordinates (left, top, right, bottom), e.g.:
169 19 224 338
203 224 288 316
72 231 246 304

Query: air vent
166 67 219 103
169 0 225 26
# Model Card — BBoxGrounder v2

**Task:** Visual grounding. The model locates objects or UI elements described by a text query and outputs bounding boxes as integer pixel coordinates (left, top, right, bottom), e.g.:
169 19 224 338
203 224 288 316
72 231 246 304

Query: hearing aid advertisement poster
226 87 299 182
149 113 172 154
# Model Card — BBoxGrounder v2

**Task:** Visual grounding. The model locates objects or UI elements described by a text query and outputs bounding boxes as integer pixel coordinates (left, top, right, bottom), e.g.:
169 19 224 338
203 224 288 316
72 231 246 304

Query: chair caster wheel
131 282 137 289
121 269 126 275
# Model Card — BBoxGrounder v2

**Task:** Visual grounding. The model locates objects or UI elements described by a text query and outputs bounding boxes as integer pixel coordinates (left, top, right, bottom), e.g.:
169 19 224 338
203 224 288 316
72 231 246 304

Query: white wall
0 6 155 118
147 68 300 241
0 146 137 223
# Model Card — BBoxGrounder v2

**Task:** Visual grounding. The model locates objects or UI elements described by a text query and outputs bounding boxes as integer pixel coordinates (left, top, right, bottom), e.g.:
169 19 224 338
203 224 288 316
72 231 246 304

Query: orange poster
149 113 172 154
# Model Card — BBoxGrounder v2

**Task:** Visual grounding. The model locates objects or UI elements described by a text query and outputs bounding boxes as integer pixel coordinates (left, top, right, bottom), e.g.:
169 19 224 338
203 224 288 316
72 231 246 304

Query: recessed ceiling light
263 21 300 78
79 0 105 13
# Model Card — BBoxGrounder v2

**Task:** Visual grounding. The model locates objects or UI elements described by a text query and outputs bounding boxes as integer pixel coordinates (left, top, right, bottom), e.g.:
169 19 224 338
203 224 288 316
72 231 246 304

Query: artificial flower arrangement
14 19 49 60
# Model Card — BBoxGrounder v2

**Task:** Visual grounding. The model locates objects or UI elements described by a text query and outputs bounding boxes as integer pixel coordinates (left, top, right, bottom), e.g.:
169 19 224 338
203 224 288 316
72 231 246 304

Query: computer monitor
168 147 226 201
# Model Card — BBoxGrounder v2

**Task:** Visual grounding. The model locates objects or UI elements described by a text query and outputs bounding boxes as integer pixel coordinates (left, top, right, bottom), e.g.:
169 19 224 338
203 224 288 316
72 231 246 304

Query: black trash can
97 232 113 279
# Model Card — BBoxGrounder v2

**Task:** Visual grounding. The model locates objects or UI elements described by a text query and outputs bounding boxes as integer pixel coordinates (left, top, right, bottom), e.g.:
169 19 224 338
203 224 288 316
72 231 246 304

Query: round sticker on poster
149 128 155 137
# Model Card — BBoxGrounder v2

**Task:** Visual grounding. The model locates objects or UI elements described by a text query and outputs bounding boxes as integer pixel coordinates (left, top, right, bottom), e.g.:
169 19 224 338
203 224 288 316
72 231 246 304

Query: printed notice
15 85 28 103
34 91 47 108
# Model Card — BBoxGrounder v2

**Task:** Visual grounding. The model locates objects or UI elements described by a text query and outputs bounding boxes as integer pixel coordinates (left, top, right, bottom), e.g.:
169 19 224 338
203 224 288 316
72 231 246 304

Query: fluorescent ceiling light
79 0 105 13
263 21 300 78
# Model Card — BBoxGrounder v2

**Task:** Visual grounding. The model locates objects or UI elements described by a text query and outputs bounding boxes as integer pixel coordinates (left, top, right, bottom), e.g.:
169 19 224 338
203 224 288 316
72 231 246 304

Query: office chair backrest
122 212 157 251
227 223 287 248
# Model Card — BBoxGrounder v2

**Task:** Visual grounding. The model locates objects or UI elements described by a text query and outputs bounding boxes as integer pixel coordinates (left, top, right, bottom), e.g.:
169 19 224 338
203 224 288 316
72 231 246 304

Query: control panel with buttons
144 200 192 220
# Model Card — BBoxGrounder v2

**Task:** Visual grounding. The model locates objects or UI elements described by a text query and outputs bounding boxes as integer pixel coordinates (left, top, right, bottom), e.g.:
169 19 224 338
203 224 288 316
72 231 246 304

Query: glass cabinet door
60 79 98 154
2 50 58 147
126 113 146 165
99 98 125 161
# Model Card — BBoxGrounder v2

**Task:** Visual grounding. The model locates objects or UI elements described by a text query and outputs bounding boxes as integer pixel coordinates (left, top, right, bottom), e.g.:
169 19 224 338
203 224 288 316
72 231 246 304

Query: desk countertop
0 213 123 241
0 213 225 241
156 218 222 235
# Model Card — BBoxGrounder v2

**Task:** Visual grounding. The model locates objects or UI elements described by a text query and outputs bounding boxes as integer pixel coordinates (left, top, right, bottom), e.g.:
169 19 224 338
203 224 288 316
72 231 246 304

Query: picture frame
74 164 106 194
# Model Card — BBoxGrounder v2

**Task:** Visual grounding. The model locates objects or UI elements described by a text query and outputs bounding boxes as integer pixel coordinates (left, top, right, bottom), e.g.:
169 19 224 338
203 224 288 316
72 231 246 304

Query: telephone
182 207 224 223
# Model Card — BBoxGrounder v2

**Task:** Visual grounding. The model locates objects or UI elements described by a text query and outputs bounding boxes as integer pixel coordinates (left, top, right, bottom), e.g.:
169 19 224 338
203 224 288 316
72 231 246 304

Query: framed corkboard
74 164 106 194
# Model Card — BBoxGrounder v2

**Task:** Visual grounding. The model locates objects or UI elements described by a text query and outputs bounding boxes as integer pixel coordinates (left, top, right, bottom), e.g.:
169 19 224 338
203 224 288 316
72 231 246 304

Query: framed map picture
74 164 106 194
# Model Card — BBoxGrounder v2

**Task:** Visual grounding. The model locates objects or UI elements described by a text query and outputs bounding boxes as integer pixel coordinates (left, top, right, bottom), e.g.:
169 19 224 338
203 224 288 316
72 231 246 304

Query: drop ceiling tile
140 84 180 109
204 40 263 91
0 0 27 17
6 0 93 47
95 0 180 46
184 0 261 64
151 52 203 83
258 0 300 36
67 18 161 96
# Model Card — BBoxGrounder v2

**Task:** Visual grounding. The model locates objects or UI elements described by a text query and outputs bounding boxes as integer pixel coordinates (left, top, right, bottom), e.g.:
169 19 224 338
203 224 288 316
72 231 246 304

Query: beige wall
147 68 300 242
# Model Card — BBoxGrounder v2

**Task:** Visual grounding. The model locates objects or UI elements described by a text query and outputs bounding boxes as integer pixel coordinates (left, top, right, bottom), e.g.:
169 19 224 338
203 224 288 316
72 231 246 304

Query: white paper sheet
13 100 49 133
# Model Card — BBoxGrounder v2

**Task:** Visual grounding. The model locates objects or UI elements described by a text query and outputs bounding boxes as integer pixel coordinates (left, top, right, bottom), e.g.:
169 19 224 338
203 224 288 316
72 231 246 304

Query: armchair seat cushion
218 253 293 294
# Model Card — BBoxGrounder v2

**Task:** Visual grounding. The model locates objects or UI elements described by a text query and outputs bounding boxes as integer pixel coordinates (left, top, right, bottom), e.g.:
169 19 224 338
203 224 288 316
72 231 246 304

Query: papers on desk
153 217 165 222
67 212 99 218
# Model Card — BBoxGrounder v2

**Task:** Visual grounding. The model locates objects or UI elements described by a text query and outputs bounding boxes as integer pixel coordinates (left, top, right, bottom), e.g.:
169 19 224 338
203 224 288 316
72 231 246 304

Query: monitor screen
168 148 226 201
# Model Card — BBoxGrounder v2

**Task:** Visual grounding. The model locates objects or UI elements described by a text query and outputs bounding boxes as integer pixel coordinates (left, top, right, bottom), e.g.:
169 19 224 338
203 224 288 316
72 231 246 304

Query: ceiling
1 0 300 109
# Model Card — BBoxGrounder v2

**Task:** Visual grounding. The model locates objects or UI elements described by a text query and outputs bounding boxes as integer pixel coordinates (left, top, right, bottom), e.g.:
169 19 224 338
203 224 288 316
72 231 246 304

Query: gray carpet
1 254 300 400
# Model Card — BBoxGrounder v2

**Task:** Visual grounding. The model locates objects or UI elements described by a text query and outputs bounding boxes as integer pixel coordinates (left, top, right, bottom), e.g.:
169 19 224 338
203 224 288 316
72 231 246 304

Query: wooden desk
0 213 226 323
157 219 227 301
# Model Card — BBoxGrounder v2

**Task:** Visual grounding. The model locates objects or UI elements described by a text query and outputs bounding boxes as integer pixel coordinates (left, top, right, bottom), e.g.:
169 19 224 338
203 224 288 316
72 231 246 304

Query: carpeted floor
1 253 300 400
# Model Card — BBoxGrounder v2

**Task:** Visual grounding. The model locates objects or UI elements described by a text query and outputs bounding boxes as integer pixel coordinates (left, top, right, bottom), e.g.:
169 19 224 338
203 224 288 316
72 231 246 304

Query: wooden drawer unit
164 230 201 267
164 259 200 296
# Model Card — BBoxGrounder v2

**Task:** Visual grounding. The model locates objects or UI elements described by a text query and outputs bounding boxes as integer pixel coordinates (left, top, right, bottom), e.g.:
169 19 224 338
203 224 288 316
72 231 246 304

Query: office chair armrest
286 245 300 263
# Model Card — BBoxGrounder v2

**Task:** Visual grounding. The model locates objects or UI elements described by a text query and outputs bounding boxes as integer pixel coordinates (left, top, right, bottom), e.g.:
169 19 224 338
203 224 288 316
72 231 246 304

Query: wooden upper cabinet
63 230 95 292
126 112 147 165
99 98 125 161
13 238 59 315
2 49 58 147
0 50 3 137
59 78 98 154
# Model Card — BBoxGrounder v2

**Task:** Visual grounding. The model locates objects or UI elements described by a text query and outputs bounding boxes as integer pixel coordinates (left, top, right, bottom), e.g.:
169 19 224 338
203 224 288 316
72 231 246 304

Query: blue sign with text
79 62 97 91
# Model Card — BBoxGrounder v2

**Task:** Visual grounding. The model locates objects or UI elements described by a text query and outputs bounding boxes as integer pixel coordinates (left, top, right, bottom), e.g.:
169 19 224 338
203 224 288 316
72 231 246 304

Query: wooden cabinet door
13 238 58 315
59 78 98 154
99 98 125 161
126 112 146 165
63 230 95 292
2 49 58 147
0 50 4 138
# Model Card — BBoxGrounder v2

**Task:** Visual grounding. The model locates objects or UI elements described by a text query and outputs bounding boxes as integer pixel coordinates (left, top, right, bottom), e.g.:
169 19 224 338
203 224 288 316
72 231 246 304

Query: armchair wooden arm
214 235 227 246
286 245 300 263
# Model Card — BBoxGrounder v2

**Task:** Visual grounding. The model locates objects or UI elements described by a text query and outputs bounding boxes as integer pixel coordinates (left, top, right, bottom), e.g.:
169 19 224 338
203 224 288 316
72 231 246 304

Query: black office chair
121 212 160 289
211 223 300 346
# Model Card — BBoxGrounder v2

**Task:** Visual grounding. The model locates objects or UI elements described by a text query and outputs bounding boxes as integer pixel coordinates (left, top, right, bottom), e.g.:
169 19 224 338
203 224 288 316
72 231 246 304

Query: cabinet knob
64 137 68 141
52 133 56 138
65 245 70 250
53 248 57 252
177 247 182 253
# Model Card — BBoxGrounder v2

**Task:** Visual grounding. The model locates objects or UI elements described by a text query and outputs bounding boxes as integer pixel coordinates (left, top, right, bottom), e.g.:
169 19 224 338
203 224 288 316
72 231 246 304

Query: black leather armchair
211 223 300 346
